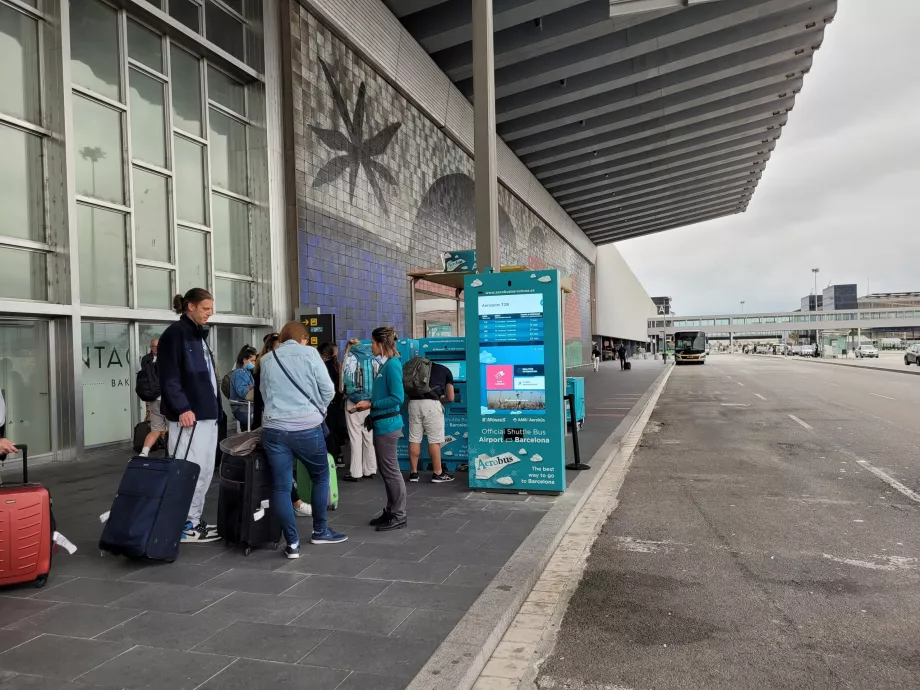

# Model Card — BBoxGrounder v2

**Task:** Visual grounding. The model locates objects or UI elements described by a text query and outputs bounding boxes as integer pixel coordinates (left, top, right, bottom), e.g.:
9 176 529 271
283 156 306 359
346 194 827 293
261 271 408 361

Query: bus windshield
674 332 707 354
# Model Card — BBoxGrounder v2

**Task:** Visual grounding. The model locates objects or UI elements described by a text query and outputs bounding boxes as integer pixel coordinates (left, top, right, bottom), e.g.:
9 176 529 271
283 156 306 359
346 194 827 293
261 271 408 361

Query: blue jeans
261 426 329 546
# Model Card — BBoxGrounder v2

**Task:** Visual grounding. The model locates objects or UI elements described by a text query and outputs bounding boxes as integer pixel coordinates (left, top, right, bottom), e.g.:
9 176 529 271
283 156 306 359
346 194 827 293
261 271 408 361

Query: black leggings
291 482 300 504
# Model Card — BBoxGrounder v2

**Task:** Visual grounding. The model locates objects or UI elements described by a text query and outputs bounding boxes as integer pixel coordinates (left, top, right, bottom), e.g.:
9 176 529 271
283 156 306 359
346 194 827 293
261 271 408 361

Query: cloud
480 350 497 364
616 1 920 315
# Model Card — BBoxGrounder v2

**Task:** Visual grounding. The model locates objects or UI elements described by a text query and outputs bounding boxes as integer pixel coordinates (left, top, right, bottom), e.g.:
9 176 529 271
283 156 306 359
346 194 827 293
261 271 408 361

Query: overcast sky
616 1 920 316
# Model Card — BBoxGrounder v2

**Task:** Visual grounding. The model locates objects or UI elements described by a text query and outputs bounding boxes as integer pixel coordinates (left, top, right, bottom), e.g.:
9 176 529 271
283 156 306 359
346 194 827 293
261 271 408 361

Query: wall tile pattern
288 6 592 365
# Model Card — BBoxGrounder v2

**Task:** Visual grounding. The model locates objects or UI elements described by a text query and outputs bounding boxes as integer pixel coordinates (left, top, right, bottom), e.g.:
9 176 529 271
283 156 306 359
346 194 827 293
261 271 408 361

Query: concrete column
472 0 500 272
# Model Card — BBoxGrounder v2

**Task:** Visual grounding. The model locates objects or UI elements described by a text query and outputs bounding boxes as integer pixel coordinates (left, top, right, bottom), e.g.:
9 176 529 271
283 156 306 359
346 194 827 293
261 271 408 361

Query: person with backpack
260 321 347 557
405 357 455 483
349 327 406 532
341 338 377 482
226 345 257 430
136 339 166 458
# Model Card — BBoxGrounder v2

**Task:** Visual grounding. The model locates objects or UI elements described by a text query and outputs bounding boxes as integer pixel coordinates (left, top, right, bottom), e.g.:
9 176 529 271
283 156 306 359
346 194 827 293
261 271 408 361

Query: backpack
403 356 433 398
135 357 161 402
220 372 232 400
343 344 376 402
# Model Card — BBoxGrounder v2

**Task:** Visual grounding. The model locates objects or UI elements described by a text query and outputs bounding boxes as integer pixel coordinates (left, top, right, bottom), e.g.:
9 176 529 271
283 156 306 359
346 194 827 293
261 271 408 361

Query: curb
406 364 674 690
768 354 920 377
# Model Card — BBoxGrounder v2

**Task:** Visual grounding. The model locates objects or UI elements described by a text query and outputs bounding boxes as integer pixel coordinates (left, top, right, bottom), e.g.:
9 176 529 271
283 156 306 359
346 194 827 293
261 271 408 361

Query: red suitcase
0 445 54 588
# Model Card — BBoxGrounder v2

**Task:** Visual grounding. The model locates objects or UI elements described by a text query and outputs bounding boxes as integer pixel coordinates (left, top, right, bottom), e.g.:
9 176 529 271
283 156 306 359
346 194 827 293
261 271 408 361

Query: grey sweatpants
168 419 218 525
374 430 406 520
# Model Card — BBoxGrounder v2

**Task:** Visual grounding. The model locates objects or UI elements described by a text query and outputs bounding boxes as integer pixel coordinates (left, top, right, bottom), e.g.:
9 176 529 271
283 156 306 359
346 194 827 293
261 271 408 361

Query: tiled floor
0 360 662 690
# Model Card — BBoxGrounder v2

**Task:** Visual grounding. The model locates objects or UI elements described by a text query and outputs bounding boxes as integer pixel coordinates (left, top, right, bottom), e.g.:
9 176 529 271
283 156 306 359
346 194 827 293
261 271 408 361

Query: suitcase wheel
244 547 252 556
272 542 279 551
34 575 48 588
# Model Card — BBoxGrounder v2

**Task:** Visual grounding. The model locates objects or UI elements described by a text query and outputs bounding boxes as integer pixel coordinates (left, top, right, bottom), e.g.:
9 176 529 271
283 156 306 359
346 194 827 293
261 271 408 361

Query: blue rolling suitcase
99 425 201 562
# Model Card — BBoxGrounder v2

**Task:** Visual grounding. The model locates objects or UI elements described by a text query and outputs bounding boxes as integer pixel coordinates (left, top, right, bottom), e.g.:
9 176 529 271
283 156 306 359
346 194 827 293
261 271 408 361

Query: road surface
537 354 920 690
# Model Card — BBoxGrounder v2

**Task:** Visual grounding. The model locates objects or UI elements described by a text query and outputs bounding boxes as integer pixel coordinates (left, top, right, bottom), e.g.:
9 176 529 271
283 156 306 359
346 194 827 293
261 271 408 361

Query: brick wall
287 5 592 366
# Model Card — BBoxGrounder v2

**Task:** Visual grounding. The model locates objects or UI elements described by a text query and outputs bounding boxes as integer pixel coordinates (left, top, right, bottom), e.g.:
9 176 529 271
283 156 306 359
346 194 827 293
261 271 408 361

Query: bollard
565 393 590 471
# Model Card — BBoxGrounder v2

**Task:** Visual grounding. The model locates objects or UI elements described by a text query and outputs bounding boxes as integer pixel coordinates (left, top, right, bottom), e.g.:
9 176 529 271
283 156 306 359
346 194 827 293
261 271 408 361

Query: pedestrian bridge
648 308 920 336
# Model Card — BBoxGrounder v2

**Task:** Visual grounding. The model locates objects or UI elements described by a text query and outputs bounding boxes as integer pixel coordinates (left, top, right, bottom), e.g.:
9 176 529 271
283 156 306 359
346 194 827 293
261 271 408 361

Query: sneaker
408 472 419 483
182 521 221 543
376 516 407 532
293 502 312 518
311 528 348 545
284 543 300 559
431 472 455 483
369 510 392 527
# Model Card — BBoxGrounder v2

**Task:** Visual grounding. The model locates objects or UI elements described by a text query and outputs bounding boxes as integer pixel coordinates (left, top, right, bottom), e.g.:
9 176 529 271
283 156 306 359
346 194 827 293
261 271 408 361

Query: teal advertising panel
465 270 565 493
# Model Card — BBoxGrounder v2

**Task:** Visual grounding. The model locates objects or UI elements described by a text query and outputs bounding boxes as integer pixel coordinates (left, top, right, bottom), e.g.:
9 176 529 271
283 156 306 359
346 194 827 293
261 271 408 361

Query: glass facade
0 0 274 460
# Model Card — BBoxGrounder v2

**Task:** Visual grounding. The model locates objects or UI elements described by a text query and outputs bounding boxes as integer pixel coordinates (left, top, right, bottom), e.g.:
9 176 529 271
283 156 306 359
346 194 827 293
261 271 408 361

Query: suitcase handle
169 423 197 461
6 444 28 483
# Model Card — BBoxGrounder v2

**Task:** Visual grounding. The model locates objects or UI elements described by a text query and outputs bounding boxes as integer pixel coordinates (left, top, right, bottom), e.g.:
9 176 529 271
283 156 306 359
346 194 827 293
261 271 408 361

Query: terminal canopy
384 0 837 244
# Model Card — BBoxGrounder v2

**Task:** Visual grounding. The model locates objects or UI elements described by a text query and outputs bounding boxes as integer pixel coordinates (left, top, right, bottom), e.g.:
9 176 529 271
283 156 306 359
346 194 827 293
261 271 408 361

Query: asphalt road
537 354 920 690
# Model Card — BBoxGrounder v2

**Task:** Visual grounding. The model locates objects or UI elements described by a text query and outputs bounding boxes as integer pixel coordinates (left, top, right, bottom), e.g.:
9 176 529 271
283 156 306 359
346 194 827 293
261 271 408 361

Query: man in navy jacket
158 288 221 543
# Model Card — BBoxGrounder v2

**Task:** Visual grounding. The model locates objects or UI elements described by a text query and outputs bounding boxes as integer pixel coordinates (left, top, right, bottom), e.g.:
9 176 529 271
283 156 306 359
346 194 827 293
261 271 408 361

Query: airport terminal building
0 0 832 461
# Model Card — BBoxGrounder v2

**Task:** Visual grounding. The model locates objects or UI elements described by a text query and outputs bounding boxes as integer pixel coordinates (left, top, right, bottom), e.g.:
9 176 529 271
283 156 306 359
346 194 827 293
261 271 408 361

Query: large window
0 1 50 301
81 321 132 445
0 320 51 454
66 0 260 315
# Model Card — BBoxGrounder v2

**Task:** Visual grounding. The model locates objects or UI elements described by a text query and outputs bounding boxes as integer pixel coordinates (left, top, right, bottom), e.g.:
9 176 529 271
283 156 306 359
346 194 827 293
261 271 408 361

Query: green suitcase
296 452 339 510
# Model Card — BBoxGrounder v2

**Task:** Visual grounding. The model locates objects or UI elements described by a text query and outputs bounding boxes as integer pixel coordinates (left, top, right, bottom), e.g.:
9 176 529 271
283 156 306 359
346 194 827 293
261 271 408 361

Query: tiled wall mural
288 5 592 366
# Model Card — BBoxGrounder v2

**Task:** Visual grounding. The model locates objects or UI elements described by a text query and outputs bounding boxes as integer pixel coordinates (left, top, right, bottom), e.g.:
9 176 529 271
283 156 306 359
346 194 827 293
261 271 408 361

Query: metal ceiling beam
401 0 589 53
543 132 776 195
579 186 754 229
555 148 770 205
515 81 795 160
382 0 451 17
530 111 785 178
573 178 757 224
433 1 677 81
585 197 749 236
589 204 745 242
594 208 741 244
539 120 782 187
569 167 762 218
456 0 831 99
496 41 811 132
564 161 765 213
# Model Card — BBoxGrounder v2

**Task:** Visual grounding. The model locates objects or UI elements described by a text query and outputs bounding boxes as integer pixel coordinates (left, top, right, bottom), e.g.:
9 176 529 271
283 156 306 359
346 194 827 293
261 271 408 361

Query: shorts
408 398 445 445
148 399 168 433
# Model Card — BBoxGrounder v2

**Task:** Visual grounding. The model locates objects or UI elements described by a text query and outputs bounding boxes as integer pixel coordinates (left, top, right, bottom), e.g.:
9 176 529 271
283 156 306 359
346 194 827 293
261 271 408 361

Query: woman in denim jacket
229 345 257 430
259 321 347 558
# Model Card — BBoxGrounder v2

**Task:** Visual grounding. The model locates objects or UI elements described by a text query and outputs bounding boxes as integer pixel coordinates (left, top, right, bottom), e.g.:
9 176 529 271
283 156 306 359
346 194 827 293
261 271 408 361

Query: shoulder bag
270 351 331 439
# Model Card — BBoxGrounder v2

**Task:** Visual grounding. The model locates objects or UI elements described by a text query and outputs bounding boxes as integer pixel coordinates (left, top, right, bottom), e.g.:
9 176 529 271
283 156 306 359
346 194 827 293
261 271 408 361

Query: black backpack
135 357 161 402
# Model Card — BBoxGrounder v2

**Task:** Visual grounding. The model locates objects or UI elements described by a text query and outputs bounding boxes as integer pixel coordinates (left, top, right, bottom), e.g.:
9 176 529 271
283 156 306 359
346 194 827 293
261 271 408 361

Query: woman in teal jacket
350 326 406 531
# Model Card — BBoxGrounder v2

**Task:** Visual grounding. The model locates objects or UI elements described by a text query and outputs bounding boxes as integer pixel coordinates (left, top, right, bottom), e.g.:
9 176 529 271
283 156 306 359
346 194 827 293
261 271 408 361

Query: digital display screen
478 293 545 413
442 361 466 382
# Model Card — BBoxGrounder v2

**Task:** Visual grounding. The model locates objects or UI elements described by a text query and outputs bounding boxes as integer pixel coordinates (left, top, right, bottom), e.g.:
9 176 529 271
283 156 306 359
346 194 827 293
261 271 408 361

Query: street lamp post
740 300 745 314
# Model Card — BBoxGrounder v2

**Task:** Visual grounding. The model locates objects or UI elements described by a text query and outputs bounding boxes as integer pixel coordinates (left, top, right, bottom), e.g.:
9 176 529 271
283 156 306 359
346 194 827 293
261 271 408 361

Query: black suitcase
217 448 281 555
99 425 200 562
624 361 632 370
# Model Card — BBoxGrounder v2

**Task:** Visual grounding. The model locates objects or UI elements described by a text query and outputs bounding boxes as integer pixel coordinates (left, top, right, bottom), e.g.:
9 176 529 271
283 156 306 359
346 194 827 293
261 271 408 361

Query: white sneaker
293 502 312 517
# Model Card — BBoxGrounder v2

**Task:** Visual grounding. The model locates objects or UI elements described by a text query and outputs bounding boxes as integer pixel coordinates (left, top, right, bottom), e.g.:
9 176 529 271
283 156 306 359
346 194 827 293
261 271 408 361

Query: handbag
270 351 331 439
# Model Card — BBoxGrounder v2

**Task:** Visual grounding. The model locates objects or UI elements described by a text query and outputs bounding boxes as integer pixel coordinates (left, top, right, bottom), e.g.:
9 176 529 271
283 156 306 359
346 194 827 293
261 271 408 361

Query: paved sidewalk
0 359 662 690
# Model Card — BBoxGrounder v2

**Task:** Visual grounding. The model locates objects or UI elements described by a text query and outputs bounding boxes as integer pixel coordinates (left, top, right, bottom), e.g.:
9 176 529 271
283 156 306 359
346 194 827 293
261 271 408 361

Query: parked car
905 344 920 366
855 345 879 358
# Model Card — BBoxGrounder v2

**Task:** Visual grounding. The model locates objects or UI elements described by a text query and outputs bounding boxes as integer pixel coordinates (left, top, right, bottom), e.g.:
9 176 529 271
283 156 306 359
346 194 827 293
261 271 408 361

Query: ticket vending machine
416 337 469 471
395 339 419 467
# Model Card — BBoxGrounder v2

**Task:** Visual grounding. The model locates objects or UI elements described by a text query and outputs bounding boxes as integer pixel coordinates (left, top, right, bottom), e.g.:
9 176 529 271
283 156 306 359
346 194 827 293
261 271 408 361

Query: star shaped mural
312 60 402 214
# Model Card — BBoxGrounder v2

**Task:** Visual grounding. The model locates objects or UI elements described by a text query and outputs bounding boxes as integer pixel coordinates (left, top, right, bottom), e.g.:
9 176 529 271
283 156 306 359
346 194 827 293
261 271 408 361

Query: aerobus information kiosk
464 269 566 493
